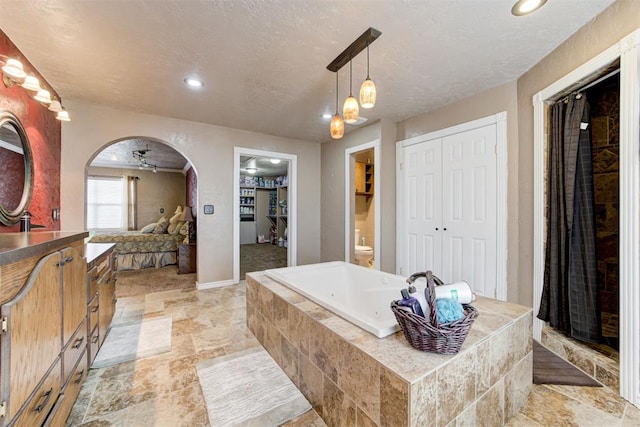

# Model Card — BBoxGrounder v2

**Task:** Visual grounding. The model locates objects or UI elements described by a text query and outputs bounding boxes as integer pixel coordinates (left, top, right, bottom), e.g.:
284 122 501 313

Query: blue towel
436 298 465 323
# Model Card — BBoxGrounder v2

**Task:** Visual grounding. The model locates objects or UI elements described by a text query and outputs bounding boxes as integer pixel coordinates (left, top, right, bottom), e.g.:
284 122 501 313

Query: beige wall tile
380 366 409 427
299 355 324 417
475 338 492 397
258 285 274 322
453 403 476 427
338 346 380 424
288 306 311 357
504 352 533 420
309 323 344 383
490 327 515 385
476 379 504 427
357 406 378 427
281 336 300 387
436 349 476 427
274 294 290 339
410 372 437 427
323 377 357 427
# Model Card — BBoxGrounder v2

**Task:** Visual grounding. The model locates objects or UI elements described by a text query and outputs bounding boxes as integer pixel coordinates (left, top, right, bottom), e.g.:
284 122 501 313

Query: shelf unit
355 162 374 197
239 187 255 222
264 186 288 244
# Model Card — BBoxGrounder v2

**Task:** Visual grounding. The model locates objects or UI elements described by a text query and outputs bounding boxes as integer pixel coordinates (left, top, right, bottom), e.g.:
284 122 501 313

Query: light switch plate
204 205 214 215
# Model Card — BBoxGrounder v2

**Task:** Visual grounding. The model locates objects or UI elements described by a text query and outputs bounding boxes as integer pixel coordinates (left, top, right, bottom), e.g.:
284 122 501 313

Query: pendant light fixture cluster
2 57 71 121
327 27 381 140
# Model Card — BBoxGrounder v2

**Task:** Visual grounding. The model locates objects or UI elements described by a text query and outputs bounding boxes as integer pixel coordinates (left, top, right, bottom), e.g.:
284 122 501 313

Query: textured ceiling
0 0 615 143
91 138 188 171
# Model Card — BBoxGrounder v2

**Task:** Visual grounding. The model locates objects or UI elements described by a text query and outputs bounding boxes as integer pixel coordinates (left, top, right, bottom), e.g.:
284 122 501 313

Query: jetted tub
265 261 407 338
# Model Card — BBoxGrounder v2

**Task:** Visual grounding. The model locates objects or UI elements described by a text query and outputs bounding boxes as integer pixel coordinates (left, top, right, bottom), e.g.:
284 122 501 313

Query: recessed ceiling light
184 77 204 88
246 167 257 174
322 113 332 119
270 158 281 164
511 0 547 16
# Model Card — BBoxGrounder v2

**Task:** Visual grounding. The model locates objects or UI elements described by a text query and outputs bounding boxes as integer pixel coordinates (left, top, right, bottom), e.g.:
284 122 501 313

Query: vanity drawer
62 318 87 385
12 357 61 427
88 294 99 333
88 325 100 366
47 349 88 427
87 266 99 302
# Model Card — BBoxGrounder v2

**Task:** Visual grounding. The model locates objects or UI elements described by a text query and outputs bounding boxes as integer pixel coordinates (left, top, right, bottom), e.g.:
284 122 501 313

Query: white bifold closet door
402 124 497 298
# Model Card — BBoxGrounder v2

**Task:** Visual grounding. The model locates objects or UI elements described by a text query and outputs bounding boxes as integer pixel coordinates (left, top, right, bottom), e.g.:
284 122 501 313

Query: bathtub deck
246 271 533 427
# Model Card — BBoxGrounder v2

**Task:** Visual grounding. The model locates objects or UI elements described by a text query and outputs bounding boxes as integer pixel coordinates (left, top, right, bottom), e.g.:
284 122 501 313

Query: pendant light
343 59 359 124
359 44 376 109
330 71 344 139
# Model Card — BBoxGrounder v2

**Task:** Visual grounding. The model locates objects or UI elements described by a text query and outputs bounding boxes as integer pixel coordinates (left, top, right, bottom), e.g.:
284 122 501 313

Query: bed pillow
140 222 157 233
167 210 184 234
152 216 170 234
169 220 185 235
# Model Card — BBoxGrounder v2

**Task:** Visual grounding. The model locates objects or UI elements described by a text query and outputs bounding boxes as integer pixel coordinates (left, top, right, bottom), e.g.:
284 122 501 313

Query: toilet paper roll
434 281 475 304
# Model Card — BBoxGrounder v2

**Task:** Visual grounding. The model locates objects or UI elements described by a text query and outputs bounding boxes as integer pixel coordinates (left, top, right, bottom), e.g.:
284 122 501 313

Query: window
87 176 126 230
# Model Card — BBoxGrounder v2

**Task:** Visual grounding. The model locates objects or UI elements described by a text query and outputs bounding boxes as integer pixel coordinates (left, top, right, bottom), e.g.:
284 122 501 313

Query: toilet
354 229 374 268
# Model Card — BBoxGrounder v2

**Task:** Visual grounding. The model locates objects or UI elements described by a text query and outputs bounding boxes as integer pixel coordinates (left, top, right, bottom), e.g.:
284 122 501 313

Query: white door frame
233 147 297 283
344 140 381 269
396 112 508 300
532 29 640 406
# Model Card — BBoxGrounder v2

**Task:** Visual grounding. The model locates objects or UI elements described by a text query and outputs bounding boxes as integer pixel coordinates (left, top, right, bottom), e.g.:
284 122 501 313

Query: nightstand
178 243 197 274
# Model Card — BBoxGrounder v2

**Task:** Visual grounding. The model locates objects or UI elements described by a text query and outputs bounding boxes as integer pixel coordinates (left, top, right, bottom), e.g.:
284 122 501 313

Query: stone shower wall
588 76 620 338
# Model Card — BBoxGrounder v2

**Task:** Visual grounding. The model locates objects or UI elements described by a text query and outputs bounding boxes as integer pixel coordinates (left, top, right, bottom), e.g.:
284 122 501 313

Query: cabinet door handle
91 305 99 313
74 369 85 384
65 256 74 263
35 387 53 413
91 335 99 344
72 336 85 349
92 274 99 281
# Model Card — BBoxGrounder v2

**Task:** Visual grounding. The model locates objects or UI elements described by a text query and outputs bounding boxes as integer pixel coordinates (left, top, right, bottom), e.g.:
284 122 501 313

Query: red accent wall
0 29 61 232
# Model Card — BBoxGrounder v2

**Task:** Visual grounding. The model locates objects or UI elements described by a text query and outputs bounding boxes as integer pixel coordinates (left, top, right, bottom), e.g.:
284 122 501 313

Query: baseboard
196 279 237 290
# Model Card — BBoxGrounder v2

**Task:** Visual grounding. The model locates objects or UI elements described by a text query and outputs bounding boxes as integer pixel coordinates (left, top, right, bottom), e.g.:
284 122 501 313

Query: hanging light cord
335 72 339 113
349 58 353 96
366 45 371 79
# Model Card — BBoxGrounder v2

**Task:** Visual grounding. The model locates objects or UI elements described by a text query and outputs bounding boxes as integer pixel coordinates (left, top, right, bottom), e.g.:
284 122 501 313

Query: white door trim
532 28 640 406
396 112 508 300
233 147 298 283
344 139 381 270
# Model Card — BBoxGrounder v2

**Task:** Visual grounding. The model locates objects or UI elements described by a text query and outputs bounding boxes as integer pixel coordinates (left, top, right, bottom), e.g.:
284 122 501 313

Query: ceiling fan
132 145 157 173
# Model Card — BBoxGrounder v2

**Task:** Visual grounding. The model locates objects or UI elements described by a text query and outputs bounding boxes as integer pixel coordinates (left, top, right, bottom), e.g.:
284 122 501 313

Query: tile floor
68 272 640 426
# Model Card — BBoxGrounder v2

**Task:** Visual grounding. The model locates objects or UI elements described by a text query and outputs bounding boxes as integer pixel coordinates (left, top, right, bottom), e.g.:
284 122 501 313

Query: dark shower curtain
538 94 601 343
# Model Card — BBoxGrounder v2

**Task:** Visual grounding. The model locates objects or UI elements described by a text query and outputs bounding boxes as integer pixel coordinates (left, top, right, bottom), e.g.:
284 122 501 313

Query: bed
88 231 184 270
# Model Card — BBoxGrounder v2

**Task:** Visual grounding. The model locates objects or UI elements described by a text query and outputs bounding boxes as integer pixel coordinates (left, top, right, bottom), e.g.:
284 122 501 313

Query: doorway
532 28 640 406
233 147 297 283
345 140 381 270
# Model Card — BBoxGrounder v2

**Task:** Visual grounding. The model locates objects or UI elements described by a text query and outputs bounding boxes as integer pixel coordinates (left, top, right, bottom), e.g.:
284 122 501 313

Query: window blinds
87 176 126 230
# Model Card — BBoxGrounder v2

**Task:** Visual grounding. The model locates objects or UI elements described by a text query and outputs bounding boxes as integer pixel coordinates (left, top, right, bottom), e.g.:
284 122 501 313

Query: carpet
240 244 287 280
197 347 311 426
533 341 602 386
92 316 172 368
116 266 196 297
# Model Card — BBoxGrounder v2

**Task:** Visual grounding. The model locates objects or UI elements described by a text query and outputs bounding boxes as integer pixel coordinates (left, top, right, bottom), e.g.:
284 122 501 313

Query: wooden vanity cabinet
0 233 88 427
85 244 116 366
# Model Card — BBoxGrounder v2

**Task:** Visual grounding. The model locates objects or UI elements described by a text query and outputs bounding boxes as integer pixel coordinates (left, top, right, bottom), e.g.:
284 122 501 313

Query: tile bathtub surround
541 326 619 391
65 267 640 426
246 272 534 427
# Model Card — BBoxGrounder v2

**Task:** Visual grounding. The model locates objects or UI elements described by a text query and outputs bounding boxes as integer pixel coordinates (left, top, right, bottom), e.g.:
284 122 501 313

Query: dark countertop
85 242 115 266
0 231 89 266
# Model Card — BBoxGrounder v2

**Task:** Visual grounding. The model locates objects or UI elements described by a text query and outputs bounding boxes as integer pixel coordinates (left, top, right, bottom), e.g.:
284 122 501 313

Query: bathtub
264 261 408 338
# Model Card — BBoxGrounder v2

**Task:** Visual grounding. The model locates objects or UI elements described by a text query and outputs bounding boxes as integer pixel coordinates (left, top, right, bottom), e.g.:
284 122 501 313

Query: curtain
538 94 601 343
127 176 138 230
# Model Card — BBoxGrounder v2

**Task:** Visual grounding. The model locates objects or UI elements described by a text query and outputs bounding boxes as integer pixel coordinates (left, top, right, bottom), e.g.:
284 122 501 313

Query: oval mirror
0 111 33 226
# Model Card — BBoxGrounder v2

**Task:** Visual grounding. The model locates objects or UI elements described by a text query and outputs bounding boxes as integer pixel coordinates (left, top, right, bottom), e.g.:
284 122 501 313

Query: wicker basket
391 271 478 354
